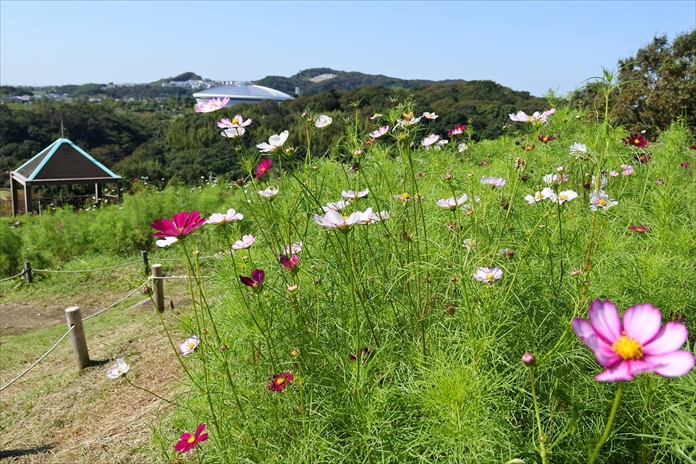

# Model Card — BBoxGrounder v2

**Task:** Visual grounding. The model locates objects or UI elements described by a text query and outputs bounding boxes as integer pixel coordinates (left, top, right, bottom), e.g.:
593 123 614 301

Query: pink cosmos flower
218 115 252 129
474 267 503 282
194 97 230 113
267 371 294 392
151 211 207 239
279 254 299 271
232 234 256 250
572 300 695 381
621 164 635 176
480 176 506 188
256 159 272 178
179 335 199 356
174 423 208 454
239 269 264 289
313 209 361 230
421 134 440 147
681 162 690 168
284 241 303 255
369 126 389 138
448 124 467 137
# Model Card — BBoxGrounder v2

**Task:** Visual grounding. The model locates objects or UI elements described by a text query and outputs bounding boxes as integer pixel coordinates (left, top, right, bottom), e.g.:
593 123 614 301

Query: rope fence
0 270 25 282
33 259 142 274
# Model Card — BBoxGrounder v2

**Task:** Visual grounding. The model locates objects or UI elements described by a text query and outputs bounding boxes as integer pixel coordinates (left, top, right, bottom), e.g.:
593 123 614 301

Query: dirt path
0 284 194 463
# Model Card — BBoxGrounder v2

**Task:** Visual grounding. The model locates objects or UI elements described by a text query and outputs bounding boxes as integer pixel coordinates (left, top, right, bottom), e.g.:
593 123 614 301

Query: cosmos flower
369 126 389 138
423 111 438 120
314 209 362 230
543 173 569 185
322 199 351 212
448 124 467 136
590 190 618 211
634 153 651 164
256 158 272 178
267 371 294 392
554 190 578 204
315 114 333 128
421 134 440 147
462 239 478 251
194 97 229 113
538 134 556 143
257 130 289 153
221 127 245 138
473 267 503 282
218 115 252 128
231 234 256 250
396 116 422 127
621 164 635 176
458 143 469 152
279 254 299 271
179 335 200 356
509 108 556 124
206 208 243 224
525 187 556 204
106 358 130 379
628 225 650 233
151 211 207 239
174 424 209 454
370 113 383 120
156 236 179 248
257 186 279 199
572 300 694 381
284 241 303 255
356 207 389 224
239 269 265 289
570 142 588 157
623 133 648 148
480 176 506 188
436 194 469 210
341 189 369 199
681 162 690 168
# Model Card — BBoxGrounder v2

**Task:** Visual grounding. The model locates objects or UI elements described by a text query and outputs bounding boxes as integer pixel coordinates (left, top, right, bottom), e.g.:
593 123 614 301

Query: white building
193 83 294 106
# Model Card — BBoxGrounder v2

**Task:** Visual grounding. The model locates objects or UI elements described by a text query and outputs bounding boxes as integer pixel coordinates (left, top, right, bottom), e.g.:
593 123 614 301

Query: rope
83 281 150 321
0 270 24 282
33 259 142 274
0 326 74 393
150 275 210 280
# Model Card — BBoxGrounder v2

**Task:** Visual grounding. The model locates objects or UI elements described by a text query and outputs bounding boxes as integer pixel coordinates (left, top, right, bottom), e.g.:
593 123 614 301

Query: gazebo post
95 182 102 203
10 175 20 216
24 181 32 215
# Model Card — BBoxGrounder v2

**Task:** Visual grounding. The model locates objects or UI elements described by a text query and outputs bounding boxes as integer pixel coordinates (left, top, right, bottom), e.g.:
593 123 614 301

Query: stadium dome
193 83 294 106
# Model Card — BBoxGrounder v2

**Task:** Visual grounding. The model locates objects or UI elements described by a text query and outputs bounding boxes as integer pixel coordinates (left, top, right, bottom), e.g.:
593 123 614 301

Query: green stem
530 368 548 464
588 382 624 464
123 375 180 407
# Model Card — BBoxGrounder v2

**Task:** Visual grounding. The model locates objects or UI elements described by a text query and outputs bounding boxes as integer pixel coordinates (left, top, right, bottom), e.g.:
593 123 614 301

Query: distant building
193 83 294 106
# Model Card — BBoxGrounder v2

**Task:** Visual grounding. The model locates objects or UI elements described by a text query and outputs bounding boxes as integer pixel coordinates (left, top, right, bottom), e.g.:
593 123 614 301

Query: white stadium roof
193 84 294 106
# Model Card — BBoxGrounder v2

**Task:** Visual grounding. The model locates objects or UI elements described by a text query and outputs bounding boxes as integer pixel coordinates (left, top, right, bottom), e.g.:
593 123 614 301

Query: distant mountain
255 67 463 96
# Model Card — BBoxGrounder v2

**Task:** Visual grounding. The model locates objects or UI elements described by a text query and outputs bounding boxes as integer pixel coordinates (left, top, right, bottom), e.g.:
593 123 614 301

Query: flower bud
521 352 536 366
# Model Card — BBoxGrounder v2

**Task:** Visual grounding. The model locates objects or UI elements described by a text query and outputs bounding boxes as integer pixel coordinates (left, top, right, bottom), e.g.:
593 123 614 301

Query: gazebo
9 138 123 216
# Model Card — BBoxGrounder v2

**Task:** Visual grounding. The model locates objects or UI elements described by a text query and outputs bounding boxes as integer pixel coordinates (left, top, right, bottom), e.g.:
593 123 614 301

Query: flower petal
588 300 622 344
572 318 621 367
594 361 635 382
651 351 696 377
643 322 690 355
623 303 663 344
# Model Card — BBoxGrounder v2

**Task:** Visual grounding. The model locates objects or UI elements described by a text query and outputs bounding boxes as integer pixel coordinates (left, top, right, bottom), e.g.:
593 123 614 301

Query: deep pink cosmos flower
628 225 649 233
151 211 207 239
623 133 648 148
634 153 651 164
174 423 208 454
239 269 265 289
256 158 272 179
447 124 467 137
538 134 556 143
572 300 695 381
279 254 299 271
267 371 294 392
681 162 690 168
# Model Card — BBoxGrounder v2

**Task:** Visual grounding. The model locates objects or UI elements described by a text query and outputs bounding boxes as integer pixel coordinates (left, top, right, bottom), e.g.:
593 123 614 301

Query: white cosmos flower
341 189 369 199
570 142 588 157
156 236 178 248
525 187 556 204
313 209 362 230
323 199 351 211
314 115 333 128
458 143 468 152
590 190 618 211
462 239 478 251
218 115 252 128
257 186 279 199
480 176 506 188
369 126 389 138
206 208 243 224
106 358 130 379
473 267 503 282
423 112 438 120
232 234 256 250
221 127 246 138
179 335 200 356
555 190 578 204
257 131 289 153
436 194 469 210
421 134 440 147
356 207 389 224
284 241 303 255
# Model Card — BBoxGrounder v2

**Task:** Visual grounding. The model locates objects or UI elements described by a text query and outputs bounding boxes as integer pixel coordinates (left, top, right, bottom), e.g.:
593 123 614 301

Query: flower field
3 93 696 463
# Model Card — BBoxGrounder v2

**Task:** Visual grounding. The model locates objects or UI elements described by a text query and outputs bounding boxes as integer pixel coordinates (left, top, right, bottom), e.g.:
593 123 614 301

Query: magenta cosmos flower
151 211 207 239
195 97 229 113
239 269 264 289
447 124 467 137
256 158 272 178
174 423 208 454
572 300 695 381
267 371 294 392
279 254 299 271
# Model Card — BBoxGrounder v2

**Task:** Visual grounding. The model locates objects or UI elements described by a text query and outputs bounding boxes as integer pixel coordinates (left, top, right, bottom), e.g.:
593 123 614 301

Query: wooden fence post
151 264 164 313
24 261 32 284
141 251 149 277
65 307 90 371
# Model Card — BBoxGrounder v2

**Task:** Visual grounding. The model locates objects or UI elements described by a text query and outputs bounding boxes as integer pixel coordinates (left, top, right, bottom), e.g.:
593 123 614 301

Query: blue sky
1 1 694 96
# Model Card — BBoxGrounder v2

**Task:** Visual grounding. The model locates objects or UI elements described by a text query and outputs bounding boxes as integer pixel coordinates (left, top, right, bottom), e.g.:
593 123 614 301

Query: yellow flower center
485 273 494 280
276 378 285 386
177 226 184 231
559 195 568 201
400 193 410 201
535 193 543 199
402 112 414 120
187 436 196 444
612 334 643 360
233 117 241 124
188 342 196 349
634 139 640 145
598 199 607 206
